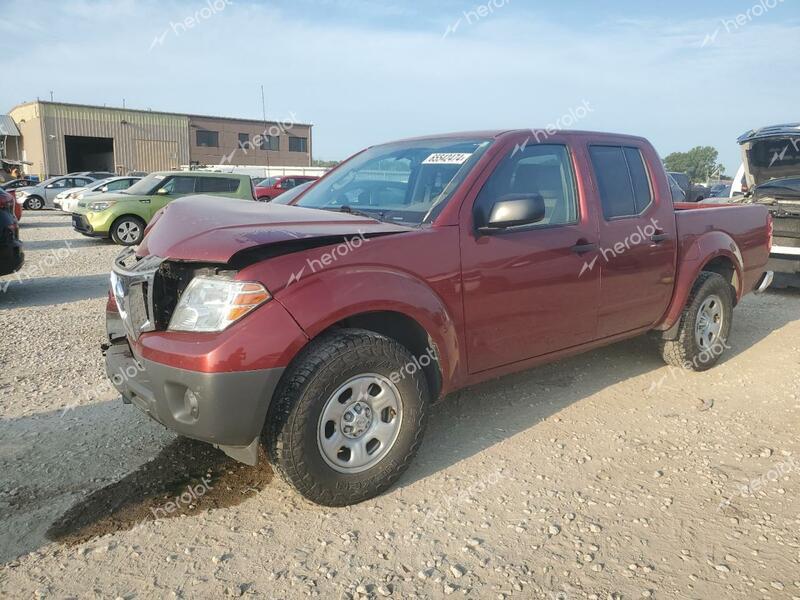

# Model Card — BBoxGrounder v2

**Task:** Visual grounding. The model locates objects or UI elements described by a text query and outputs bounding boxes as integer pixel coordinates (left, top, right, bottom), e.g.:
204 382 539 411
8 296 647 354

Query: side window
282 178 296 189
161 176 196 194
52 179 69 188
106 179 127 191
624 148 653 212
195 177 240 193
289 136 308 152
588 145 653 219
474 143 578 228
196 130 219 147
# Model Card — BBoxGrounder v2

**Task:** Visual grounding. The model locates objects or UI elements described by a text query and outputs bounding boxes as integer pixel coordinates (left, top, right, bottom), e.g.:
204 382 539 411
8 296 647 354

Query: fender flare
275 265 463 392
657 230 743 334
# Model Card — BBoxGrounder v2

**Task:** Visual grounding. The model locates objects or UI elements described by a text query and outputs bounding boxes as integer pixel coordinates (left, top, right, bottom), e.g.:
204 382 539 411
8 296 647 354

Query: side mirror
477 194 546 234
46 184 54 188
156 188 169 195
100 186 109 192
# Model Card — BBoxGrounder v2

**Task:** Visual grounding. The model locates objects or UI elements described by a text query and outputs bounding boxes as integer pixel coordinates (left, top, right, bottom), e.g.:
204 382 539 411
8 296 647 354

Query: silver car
15 175 96 210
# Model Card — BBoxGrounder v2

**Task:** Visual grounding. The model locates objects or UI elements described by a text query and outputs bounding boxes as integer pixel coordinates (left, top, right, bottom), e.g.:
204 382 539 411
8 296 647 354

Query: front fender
274 265 462 393
656 230 743 331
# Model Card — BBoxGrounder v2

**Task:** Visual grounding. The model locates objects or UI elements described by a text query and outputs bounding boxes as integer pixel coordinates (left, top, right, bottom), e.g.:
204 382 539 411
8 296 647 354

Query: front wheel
110 215 146 246
266 329 429 506
659 272 734 371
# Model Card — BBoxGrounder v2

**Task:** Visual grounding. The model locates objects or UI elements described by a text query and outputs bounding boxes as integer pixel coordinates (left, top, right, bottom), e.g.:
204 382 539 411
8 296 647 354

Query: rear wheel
659 272 734 371
266 329 429 506
110 215 146 246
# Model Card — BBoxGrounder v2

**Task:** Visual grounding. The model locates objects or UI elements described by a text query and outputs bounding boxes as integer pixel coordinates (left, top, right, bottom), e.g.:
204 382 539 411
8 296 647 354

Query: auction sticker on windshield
422 153 473 165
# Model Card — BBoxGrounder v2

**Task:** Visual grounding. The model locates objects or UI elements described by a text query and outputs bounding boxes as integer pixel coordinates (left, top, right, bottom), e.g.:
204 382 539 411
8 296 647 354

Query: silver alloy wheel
317 373 403 474
29 197 43 209
695 294 724 351
117 220 141 244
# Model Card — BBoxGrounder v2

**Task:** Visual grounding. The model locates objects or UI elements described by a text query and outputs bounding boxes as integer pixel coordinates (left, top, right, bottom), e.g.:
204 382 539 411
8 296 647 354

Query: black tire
266 328 429 506
659 272 734 371
26 196 44 210
110 215 146 246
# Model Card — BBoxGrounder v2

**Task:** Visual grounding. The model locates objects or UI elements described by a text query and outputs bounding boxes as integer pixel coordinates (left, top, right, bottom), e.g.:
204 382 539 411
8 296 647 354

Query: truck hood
138 195 414 263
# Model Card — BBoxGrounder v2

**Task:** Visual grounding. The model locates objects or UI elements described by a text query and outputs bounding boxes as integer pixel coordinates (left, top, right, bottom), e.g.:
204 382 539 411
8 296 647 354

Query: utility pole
261 85 271 176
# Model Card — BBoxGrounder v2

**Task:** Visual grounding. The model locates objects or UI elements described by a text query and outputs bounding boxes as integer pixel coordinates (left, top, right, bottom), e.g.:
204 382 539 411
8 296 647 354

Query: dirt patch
46 437 272 545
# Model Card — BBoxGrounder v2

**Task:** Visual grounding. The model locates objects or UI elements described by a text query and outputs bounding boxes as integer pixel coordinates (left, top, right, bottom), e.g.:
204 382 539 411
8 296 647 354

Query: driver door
460 140 601 373
148 175 196 217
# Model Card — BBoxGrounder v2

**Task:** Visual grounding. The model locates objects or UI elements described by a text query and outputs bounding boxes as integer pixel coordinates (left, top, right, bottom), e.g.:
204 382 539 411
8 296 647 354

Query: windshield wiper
337 205 384 221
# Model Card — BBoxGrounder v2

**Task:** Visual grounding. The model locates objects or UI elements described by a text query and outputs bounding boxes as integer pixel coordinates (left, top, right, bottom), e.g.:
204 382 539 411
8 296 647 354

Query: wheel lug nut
344 426 353 434
344 413 354 422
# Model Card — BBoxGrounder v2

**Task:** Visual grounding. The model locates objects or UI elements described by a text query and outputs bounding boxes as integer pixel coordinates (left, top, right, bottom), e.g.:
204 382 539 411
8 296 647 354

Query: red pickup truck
105 130 772 506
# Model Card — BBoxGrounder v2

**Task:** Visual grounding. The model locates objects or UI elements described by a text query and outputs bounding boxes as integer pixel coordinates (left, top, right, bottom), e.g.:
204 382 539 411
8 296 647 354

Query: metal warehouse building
7 101 313 179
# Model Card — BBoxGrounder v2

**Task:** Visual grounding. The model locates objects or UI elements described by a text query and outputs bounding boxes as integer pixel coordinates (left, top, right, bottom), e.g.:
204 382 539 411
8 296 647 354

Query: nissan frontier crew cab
104 130 773 506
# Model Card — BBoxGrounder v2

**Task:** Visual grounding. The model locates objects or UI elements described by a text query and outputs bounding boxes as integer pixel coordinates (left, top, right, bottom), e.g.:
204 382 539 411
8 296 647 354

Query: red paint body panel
135 299 309 373
130 130 772 399
138 197 411 263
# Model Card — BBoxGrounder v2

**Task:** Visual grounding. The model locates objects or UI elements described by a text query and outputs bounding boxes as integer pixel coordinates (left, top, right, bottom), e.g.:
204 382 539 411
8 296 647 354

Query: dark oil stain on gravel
47 437 272 545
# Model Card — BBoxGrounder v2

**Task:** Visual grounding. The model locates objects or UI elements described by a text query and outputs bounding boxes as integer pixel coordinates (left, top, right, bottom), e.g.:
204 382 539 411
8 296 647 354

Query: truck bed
673 201 771 295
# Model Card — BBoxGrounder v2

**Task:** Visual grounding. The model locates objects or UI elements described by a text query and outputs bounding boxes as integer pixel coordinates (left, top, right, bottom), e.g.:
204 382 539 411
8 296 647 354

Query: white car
55 176 141 212
15 175 96 210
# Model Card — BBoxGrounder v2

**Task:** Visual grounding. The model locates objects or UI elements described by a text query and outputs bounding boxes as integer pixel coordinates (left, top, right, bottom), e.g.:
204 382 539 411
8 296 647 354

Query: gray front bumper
104 339 284 465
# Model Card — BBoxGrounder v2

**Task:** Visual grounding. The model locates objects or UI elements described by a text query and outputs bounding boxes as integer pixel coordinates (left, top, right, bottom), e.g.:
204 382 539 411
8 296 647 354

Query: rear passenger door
588 144 677 338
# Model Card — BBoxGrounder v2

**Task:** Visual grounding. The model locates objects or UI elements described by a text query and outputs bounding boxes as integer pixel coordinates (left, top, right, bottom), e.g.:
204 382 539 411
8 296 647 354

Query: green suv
71 171 255 245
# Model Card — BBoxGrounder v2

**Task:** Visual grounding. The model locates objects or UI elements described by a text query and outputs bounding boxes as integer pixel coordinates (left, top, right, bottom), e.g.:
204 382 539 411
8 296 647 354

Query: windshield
121 173 167 195
294 137 493 225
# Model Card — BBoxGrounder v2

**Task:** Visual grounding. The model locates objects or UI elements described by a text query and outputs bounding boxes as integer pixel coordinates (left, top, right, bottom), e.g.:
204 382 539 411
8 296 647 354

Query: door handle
139 199 151 204
571 242 597 255
650 233 669 243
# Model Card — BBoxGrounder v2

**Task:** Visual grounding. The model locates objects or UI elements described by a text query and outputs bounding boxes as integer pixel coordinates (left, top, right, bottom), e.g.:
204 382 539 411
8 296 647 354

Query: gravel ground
1 211 799 599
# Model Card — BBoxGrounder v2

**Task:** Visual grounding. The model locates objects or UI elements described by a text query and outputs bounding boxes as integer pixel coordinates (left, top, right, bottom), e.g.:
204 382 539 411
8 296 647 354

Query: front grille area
111 249 166 340
72 214 91 233
112 248 228 337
